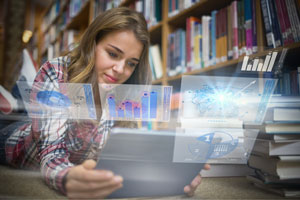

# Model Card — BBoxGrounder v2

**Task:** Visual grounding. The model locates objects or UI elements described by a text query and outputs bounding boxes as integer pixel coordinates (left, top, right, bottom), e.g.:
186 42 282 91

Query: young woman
0 7 209 199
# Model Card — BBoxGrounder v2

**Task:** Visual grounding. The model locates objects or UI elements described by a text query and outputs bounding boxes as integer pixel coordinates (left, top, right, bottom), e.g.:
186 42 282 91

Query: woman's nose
112 60 125 73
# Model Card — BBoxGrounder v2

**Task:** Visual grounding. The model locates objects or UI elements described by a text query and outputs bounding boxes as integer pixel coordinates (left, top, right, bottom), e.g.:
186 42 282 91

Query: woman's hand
183 163 211 197
65 159 123 199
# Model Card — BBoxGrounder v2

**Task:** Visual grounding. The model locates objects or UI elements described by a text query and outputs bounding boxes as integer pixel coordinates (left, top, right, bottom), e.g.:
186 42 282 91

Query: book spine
221 8 228 62
268 0 283 47
240 0 247 55
202 16 211 67
186 17 191 71
149 46 156 80
280 0 295 44
298 66 300 94
199 24 203 68
211 10 217 65
290 0 300 42
232 1 239 59
252 0 258 53
286 0 299 42
227 5 233 59
194 22 200 69
294 0 300 41
244 0 253 55
274 0 288 45
261 0 276 48
180 29 187 72
216 10 221 63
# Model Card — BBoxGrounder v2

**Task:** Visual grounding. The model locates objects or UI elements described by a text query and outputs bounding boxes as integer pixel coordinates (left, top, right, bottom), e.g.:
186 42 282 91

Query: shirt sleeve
31 58 74 194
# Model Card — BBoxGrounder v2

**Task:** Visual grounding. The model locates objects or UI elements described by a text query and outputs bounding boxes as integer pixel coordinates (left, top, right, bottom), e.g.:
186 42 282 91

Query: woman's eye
108 52 118 58
127 61 137 68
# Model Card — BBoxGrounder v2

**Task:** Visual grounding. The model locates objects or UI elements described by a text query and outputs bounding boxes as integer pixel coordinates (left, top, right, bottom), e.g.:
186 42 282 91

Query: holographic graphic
99 84 172 122
16 81 96 119
179 75 278 123
173 128 258 164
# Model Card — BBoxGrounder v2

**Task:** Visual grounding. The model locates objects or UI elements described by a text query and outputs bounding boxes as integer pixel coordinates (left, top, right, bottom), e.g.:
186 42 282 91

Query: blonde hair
66 7 152 122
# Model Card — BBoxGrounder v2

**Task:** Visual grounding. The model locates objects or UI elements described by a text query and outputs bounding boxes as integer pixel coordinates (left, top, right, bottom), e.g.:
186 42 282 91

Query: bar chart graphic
239 49 287 72
99 84 172 122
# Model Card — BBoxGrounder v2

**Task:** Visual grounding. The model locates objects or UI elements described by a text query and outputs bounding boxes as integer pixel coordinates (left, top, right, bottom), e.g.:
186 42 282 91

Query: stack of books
246 95 300 197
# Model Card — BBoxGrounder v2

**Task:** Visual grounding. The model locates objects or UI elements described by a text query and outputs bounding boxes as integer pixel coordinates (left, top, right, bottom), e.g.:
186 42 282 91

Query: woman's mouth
104 73 118 83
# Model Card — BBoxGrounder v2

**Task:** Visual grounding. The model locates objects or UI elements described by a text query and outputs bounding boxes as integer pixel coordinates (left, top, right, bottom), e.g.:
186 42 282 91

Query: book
254 168 300 185
227 5 233 60
268 0 283 47
149 44 163 79
247 174 300 188
268 95 300 108
252 0 258 53
261 0 276 48
220 7 228 62
286 0 300 42
263 122 300 134
289 0 300 42
231 1 239 59
211 10 217 65
248 155 300 179
247 174 300 197
251 139 300 156
257 132 300 143
244 0 253 55
202 15 211 67
280 0 295 44
273 108 300 122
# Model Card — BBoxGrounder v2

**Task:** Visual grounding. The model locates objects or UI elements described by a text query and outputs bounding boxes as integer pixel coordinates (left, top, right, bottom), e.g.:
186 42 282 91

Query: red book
274 0 288 44
280 0 295 44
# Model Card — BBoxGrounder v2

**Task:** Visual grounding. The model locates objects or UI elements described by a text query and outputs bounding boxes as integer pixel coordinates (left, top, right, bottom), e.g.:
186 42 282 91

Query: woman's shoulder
42 56 70 71
36 56 70 83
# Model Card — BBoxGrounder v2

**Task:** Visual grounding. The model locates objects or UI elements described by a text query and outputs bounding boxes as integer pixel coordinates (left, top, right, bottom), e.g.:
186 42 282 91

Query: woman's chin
98 82 120 91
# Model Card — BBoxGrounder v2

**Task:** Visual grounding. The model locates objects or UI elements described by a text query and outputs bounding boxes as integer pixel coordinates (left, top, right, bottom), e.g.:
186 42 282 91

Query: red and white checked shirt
5 57 113 194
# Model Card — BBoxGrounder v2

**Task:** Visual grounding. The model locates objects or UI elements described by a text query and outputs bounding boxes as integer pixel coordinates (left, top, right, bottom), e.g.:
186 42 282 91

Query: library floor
0 165 288 199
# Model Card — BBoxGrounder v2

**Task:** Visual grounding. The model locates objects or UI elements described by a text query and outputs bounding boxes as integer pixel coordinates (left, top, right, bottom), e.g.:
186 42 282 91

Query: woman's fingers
68 164 114 182
204 163 211 170
184 173 203 197
66 175 123 192
68 183 123 199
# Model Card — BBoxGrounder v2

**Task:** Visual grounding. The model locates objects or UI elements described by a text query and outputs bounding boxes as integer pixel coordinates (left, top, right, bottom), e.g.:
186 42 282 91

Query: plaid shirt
5 57 113 194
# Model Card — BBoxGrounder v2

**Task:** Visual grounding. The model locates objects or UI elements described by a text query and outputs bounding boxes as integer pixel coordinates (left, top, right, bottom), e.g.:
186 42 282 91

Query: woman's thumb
82 159 97 170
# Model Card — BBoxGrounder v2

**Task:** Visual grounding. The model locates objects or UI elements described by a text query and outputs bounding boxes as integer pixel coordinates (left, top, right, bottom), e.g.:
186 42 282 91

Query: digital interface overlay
176 75 277 164
179 75 278 123
99 84 172 122
173 128 258 164
17 81 97 119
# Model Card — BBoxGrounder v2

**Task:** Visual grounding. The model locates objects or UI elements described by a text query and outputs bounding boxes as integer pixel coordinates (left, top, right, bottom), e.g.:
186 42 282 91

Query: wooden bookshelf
35 0 300 88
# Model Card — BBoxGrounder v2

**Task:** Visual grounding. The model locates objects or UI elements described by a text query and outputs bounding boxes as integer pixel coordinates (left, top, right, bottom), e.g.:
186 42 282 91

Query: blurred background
0 0 51 91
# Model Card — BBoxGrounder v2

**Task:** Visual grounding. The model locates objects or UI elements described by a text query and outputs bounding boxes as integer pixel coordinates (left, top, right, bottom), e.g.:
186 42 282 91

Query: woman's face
95 30 143 86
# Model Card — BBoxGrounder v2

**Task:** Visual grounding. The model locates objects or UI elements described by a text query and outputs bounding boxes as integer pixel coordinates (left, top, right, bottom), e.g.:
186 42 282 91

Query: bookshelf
35 0 300 89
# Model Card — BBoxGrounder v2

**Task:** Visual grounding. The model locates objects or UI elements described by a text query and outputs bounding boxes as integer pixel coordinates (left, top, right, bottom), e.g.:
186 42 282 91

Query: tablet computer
96 128 209 198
